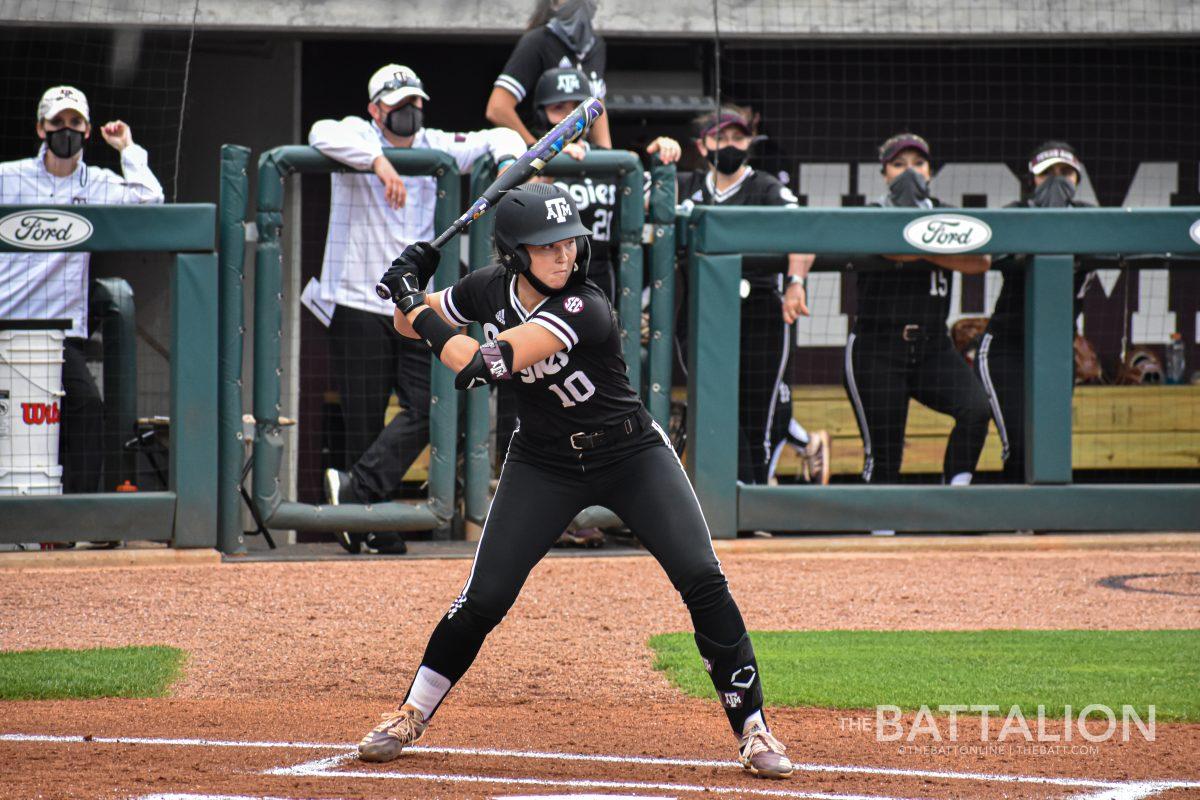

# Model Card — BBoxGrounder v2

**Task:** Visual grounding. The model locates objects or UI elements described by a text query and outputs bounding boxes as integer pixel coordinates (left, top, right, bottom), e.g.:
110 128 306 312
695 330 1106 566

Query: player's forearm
404 306 477 371
588 114 612 149
787 253 814 278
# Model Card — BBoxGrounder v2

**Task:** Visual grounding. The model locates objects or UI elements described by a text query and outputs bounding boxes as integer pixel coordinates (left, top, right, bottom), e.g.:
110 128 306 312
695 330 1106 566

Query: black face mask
547 0 598 58
46 127 85 159
384 105 423 137
1031 174 1077 208
713 144 750 175
887 168 931 207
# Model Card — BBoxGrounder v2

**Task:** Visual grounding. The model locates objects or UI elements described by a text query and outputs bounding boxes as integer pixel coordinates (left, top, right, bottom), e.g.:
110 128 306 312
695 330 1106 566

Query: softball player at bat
843 133 991 505
356 182 793 779
976 141 1095 482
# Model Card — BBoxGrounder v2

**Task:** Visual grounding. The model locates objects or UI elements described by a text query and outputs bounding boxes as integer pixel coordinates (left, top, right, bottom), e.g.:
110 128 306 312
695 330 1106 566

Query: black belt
858 322 942 342
524 408 652 452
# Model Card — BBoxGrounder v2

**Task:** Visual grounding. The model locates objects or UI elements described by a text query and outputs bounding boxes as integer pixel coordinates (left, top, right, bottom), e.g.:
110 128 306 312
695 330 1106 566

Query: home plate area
6 733 1200 800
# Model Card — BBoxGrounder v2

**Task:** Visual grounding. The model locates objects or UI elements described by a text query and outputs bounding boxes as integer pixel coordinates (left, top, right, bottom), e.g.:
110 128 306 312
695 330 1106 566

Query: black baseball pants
843 325 991 484
975 327 1024 483
415 420 759 733
738 290 790 485
60 338 104 494
327 304 430 502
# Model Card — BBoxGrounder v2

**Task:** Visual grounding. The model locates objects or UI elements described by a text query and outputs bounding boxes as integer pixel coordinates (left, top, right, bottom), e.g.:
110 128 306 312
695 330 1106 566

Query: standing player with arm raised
487 0 612 149
676 105 831 489
356 183 793 780
976 142 1094 483
310 64 523 554
843 133 991 517
0 86 164 497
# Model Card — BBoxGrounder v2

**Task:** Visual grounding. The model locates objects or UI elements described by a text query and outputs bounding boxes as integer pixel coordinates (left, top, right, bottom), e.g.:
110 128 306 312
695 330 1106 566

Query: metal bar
738 485 1200 532
646 164 677 427
251 146 461 534
464 156 497 529
1025 256 1075 483
265 501 440 532
217 144 252 554
428 155 463 538
170 253 219 548
0 204 215 252
0 493 178 542
690 206 1200 256
686 252 742 539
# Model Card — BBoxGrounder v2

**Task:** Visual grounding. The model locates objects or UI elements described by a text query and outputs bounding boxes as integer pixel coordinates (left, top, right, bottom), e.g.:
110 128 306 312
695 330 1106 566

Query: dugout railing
0 203 219 547
461 155 677 530
241 145 463 541
686 206 1200 538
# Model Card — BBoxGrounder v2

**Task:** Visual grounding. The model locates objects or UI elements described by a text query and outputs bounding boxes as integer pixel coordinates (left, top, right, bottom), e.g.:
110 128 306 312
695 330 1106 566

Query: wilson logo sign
902 214 992 254
0 210 94 250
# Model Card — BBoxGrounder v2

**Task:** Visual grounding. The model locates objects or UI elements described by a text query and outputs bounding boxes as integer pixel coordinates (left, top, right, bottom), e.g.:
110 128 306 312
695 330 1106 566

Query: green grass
649 630 1200 722
0 645 187 700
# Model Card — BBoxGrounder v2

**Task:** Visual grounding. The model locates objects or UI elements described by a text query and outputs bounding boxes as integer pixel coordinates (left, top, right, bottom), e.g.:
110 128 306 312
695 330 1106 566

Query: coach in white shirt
0 86 164 493
310 64 522 554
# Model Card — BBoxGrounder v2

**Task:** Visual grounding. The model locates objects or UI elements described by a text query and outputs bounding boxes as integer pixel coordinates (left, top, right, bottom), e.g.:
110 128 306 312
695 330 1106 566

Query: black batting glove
380 259 425 314
404 240 442 287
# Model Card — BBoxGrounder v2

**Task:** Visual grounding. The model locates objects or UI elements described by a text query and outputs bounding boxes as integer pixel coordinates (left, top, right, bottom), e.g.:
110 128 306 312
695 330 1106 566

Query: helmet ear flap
500 243 532 273
574 235 591 276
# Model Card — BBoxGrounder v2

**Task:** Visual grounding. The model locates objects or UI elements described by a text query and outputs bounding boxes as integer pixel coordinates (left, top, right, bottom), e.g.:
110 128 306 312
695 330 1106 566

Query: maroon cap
879 132 931 164
698 108 753 139
1028 145 1083 176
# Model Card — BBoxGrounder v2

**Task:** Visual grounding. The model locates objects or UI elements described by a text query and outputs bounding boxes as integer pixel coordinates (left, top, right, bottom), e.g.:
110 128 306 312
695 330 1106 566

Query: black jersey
988 199 1095 335
494 26 607 107
552 175 617 254
441 264 641 437
851 199 955 328
677 167 799 289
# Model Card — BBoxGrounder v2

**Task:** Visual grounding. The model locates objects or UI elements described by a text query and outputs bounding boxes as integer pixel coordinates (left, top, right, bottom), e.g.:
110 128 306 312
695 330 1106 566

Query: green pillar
171 253 219 547
686 252 741 539
1024 255 1074 483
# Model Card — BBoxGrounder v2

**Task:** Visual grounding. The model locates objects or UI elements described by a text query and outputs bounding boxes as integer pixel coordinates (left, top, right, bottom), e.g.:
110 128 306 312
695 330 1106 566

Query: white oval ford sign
1190 218 1200 246
0 210 94 250
902 213 992 254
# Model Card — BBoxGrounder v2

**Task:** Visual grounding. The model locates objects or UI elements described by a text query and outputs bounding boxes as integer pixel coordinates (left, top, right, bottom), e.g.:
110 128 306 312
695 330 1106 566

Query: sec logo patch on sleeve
563 296 584 314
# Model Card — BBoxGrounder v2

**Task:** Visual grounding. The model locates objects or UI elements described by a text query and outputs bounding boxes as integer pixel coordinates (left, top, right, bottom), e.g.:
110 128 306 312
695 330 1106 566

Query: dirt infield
3 534 1199 799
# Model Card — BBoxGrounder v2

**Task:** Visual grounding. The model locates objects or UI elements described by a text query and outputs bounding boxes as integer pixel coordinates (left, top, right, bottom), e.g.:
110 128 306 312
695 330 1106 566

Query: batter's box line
3 732 1197 800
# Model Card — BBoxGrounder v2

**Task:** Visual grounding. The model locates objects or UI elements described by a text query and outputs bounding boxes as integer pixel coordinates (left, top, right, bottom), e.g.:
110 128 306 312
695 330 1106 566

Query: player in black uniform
976 142 1094 482
487 0 612 148
843 133 992 506
677 105 831 487
358 182 793 779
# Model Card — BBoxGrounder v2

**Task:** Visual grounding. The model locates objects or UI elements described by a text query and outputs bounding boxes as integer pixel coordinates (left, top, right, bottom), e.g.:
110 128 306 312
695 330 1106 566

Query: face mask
547 0 598 57
713 144 750 175
46 127 85 159
384 105 423 137
1031 174 1077 208
887 168 931 207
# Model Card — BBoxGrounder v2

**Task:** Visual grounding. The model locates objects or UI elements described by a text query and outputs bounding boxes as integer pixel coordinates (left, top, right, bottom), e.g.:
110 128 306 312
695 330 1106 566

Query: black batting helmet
494 183 592 294
534 68 590 109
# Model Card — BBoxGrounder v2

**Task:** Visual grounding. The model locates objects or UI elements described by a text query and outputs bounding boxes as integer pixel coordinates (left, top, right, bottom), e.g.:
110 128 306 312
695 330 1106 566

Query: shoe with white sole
358 705 428 763
739 720 793 779
325 468 362 554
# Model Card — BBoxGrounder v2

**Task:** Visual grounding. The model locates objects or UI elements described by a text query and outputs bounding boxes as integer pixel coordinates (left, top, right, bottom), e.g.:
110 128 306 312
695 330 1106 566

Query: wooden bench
772 384 1200 477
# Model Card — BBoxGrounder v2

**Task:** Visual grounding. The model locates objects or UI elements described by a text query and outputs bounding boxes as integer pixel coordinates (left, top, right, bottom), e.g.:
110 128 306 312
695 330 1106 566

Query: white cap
368 65 429 106
38 85 90 123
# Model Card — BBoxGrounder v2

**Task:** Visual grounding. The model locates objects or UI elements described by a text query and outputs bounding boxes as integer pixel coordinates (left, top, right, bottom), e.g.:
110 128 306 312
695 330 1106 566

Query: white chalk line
267 752 926 800
4 732 1198 797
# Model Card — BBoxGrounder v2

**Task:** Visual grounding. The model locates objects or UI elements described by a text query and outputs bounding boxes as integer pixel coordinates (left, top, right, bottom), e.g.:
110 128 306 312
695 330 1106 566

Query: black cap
534 68 591 108
495 183 591 255
1028 141 1083 176
879 132 931 164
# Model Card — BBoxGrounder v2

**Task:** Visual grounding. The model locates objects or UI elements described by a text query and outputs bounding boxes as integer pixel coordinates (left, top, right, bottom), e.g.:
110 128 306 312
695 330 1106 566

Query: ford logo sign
902 214 992 254
1190 218 1200 246
0 210 94 250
